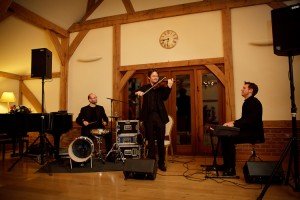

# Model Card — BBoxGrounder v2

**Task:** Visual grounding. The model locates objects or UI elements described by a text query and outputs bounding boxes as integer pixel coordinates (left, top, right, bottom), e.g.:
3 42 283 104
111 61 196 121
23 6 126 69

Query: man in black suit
221 81 264 176
135 69 173 171
76 93 112 153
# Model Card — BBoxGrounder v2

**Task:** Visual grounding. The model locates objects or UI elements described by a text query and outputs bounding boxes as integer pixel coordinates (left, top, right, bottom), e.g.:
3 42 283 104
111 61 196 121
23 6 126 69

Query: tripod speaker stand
257 55 300 199
8 76 54 171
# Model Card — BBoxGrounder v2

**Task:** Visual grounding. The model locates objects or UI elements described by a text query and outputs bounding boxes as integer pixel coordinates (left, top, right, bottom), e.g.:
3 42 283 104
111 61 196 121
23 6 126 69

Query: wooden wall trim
9 2 69 38
204 64 226 86
69 0 285 32
120 57 224 72
21 72 61 80
0 71 21 80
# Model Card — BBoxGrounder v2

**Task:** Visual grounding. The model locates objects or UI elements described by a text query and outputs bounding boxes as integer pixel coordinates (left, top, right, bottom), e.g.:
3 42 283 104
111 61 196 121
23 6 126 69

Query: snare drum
91 129 109 136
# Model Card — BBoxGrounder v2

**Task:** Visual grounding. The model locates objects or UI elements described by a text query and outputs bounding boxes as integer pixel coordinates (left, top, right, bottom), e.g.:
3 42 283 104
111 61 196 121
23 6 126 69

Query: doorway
123 67 225 155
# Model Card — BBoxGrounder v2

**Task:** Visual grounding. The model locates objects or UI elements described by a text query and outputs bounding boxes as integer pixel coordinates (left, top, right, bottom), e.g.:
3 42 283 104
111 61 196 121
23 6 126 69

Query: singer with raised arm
135 69 174 171
221 81 264 176
76 93 112 153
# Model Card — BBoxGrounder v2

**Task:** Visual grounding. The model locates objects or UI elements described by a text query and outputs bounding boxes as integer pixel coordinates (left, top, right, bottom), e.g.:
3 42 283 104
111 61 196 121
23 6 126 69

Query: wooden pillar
113 24 122 116
222 7 235 121
60 37 69 110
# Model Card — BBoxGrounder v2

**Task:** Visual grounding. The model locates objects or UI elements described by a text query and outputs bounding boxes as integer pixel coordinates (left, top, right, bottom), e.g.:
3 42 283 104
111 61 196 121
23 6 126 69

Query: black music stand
257 56 300 200
8 76 54 171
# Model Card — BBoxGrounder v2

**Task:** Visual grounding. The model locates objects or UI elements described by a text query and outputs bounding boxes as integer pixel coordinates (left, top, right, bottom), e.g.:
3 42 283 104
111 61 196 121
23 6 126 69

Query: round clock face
159 30 178 49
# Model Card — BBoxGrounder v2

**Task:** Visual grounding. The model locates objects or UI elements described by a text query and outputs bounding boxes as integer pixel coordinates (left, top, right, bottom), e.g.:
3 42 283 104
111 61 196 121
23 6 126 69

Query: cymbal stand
105 143 125 163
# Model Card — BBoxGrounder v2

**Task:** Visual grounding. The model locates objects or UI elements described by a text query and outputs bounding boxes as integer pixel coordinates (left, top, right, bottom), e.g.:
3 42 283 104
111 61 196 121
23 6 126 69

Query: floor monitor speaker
123 159 157 180
243 161 284 184
31 48 52 79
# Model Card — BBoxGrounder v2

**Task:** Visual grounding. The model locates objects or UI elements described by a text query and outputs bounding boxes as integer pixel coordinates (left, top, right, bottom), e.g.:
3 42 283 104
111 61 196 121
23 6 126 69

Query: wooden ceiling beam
267 2 286 9
0 0 12 14
78 0 104 23
48 30 65 65
69 0 285 32
122 0 135 14
9 2 69 38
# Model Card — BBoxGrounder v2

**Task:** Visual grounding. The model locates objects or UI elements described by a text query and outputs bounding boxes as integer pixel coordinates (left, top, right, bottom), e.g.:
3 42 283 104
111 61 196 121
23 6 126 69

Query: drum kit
68 128 111 169
68 97 140 169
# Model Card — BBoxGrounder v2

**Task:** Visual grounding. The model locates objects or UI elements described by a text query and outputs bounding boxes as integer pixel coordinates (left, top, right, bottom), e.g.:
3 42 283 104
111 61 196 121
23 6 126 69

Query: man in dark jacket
76 93 112 153
135 69 173 171
221 81 264 176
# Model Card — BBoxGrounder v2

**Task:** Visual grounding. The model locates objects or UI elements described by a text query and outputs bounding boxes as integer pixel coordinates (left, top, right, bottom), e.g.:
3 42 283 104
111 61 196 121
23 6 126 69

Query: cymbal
108 116 120 118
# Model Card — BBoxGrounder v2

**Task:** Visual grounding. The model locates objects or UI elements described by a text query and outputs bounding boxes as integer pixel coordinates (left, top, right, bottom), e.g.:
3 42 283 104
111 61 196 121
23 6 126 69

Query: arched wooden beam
20 82 43 113
204 64 226 86
118 70 136 93
68 30 89 60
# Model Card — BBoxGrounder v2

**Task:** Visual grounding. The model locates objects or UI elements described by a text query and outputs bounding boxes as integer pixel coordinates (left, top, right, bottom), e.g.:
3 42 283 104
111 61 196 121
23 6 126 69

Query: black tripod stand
257 55 300 199
8 76 54 171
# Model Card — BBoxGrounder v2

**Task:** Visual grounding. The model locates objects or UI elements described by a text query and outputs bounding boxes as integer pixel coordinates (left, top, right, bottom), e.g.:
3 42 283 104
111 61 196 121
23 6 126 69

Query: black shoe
223 168 236 176
158 164 167 172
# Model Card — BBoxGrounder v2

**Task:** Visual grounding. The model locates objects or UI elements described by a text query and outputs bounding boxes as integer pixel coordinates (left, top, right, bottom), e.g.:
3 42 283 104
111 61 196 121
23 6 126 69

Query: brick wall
236 121 300 166
25 120 300 165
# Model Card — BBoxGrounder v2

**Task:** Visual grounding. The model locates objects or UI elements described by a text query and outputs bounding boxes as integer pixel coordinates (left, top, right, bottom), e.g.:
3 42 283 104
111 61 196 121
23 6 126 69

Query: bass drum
68 136 94 163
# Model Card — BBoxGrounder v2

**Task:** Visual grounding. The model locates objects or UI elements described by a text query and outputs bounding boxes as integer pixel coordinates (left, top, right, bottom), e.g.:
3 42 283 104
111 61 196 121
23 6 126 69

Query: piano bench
0 136 29 161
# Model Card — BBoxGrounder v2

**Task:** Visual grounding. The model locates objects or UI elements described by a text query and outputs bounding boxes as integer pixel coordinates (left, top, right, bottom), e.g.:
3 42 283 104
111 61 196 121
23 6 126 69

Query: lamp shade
0 92 16 103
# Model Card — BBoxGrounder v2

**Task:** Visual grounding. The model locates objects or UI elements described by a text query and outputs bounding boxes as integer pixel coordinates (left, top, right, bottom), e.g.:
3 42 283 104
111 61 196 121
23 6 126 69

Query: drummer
76 93 112 153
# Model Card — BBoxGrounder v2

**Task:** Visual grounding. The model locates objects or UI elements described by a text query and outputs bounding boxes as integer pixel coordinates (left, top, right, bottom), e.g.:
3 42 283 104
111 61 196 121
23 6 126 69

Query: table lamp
0 92 16 112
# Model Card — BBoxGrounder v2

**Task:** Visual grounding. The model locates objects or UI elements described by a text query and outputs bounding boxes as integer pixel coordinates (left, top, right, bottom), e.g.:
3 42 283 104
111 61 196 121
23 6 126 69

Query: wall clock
159 30 178 49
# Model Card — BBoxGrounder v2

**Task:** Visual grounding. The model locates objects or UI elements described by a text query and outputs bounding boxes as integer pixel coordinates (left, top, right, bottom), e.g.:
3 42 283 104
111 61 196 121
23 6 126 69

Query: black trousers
220 136 236 169
144 112 165 165
220 134 258 170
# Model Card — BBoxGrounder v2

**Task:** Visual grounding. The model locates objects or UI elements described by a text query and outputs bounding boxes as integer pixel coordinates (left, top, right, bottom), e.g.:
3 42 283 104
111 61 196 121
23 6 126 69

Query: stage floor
0 155 299 200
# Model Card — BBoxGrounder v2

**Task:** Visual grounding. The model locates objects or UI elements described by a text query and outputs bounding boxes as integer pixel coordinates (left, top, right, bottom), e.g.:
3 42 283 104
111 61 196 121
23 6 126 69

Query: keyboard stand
202 127 239 179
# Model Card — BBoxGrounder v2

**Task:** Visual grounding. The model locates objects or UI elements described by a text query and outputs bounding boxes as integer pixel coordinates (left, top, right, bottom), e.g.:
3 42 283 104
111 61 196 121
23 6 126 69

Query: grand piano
0 112 73 159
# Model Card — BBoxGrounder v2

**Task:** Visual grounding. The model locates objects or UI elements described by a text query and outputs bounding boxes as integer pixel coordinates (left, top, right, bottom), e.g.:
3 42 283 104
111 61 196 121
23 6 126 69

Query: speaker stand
8 76 54 172
257 55 300 200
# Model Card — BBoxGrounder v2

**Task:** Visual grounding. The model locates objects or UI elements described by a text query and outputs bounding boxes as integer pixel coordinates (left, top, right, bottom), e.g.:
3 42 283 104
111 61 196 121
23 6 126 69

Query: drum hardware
91 129 109 164
105 143 126 163
68 136 94 169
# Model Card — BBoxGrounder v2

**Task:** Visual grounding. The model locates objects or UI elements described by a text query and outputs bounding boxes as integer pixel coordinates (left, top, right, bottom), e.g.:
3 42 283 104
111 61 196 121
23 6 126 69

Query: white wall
121 11 223 65
68 27 113 118
0 16 61 113
231 5 300 120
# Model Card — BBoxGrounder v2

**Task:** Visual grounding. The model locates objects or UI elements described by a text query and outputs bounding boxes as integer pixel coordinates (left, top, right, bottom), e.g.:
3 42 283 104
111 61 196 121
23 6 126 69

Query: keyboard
212 125 240 137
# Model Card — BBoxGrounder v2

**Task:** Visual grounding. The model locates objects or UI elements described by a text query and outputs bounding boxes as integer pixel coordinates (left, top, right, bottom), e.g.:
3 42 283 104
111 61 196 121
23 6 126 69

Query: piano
0 112 73 159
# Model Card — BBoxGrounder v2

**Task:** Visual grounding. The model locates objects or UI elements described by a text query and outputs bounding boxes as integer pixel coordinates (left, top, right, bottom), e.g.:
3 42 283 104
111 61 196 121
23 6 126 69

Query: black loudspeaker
243 161 284 184
123 159 157 180
271 3 300 56
31 48 52 79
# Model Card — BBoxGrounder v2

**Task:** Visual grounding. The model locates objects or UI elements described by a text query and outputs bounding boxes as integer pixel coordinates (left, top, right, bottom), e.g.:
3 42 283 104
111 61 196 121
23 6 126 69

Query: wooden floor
0 155 299 200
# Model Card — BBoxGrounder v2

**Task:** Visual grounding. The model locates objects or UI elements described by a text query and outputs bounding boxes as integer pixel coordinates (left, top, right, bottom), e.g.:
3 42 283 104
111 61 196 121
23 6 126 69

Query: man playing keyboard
221 81 264 176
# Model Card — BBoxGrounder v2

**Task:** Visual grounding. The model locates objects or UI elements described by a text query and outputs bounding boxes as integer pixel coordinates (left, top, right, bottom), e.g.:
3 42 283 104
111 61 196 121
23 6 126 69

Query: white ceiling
13 0 203 30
